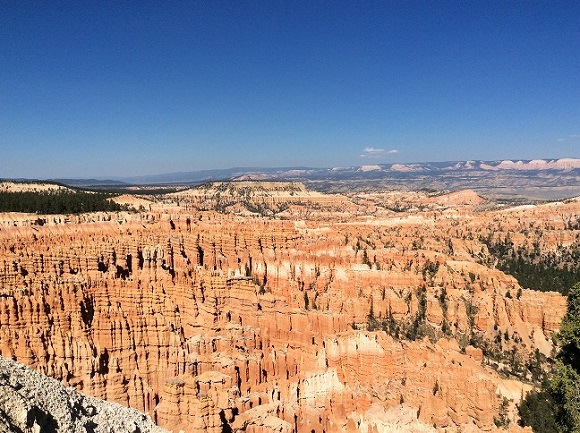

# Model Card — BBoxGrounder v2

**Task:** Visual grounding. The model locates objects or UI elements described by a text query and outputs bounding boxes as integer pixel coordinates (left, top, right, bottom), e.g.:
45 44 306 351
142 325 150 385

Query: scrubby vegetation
371 279 580 430
367 284 442 342
480 235 580 295
0 190 124 214
519 282 580 432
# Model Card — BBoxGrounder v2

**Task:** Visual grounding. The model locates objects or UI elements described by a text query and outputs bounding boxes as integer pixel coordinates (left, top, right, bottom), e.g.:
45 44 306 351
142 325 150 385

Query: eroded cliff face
1 185 575 432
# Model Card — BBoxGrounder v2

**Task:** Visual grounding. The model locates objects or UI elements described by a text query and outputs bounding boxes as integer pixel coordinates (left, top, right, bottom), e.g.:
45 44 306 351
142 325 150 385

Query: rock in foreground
0 355 168 433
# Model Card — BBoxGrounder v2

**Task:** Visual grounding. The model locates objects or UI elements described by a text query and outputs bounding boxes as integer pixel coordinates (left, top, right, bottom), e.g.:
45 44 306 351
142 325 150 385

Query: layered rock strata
0 185 575 432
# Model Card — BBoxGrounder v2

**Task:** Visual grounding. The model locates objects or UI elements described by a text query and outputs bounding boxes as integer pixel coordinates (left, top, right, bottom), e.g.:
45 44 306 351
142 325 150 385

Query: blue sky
1 1 579 178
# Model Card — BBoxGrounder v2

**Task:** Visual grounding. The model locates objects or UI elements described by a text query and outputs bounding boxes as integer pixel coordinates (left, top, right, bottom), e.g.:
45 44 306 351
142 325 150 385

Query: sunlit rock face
1 183 576 432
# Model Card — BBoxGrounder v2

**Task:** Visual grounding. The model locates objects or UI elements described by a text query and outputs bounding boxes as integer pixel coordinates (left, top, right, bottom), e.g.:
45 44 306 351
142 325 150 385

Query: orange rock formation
0 183 575 432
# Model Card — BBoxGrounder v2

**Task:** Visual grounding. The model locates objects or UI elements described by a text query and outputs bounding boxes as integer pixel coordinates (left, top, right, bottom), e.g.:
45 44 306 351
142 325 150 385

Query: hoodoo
0 182 576 432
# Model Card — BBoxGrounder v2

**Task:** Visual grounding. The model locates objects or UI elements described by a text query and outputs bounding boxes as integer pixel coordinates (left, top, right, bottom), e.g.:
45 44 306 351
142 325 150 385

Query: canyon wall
1 186 576 432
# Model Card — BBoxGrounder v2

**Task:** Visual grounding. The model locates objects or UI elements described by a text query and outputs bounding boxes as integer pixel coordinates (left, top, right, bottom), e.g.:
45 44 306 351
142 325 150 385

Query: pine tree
519 282 580 432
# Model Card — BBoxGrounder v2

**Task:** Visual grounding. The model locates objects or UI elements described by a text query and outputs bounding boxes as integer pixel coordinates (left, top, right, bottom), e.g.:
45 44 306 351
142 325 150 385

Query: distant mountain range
52 158 580 187
0 157 574 201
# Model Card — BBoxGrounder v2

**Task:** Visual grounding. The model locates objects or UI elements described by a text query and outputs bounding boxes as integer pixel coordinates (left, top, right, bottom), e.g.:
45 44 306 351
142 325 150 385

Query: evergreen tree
558 282 580 371
519 282 580 432
550 282 580 432
0 190 123 214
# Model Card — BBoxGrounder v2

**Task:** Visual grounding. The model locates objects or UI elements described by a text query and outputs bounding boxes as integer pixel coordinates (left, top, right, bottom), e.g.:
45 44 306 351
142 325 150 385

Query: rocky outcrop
0 355 168 433
0 184 575 432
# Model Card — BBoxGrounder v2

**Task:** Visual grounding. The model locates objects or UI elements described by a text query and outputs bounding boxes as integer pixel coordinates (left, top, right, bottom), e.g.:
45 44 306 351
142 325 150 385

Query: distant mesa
174 180 311 196
7 158 579 188
493 158 580 171
0 181 71 193
140 157 580 184
359 165 382 172
3 157 579 203
389 163 422 172
387 158 580 173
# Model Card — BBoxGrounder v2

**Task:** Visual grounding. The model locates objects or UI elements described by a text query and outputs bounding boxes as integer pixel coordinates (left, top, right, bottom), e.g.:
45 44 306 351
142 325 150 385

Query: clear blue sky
1 1 579 178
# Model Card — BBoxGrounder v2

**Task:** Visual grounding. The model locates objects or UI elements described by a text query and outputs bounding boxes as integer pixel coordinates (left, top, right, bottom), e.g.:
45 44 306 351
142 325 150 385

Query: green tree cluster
0 190 123 214
481 236 580 295
519 282 580 432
